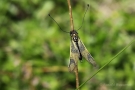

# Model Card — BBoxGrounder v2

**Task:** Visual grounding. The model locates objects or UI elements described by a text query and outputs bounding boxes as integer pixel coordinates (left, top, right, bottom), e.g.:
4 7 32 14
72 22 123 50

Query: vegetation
0 0 135 90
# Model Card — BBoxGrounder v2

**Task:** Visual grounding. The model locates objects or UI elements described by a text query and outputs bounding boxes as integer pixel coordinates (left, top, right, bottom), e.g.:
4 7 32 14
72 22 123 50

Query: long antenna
48 14 70 33
77 4 89 31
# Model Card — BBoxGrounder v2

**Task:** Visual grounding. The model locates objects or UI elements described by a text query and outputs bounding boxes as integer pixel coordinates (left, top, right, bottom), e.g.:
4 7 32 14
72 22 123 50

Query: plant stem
74 65 79 89
67 0 79 89
67 0 74 31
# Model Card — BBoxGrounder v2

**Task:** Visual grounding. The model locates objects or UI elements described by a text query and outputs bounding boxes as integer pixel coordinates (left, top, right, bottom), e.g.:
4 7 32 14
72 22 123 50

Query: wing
78 39 97 67
68 40 80 72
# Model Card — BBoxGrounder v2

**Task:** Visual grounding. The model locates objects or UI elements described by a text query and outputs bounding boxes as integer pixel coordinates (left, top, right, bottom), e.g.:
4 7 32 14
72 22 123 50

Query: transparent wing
78 39 97 67
68 40 80 72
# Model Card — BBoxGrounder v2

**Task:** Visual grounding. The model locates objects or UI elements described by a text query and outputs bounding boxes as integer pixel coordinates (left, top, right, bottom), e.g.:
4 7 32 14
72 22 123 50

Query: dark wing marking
78 39 97 67
68 40 80 72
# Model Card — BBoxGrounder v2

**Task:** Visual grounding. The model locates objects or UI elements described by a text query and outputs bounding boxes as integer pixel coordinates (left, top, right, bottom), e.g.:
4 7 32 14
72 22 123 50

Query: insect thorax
70 30 79 42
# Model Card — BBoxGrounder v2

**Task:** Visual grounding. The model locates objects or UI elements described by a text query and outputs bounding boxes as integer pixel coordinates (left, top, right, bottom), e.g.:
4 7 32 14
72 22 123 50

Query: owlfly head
70 30 79 42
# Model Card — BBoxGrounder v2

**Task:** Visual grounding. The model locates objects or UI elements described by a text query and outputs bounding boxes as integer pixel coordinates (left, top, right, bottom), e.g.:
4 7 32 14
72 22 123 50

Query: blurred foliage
0 0 135 90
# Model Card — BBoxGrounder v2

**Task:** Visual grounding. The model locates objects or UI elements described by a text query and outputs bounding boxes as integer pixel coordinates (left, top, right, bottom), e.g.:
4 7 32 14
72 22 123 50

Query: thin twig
74 65 79 89
67 0 79 89
67 0 74 31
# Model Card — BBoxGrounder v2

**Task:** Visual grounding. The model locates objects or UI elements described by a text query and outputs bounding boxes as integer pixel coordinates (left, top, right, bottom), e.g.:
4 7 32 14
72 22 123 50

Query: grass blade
76 39 135 90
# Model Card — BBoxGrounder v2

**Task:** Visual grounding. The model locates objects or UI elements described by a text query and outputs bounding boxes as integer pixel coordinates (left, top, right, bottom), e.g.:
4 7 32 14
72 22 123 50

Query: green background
0 0 135 90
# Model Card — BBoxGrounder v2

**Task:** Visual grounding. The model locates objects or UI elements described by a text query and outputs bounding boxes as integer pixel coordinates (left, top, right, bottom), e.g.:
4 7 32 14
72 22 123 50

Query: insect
49 4 97 72
69 29 97 72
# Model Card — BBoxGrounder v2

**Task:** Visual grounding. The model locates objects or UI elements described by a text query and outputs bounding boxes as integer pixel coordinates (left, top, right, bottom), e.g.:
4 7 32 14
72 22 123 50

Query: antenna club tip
87 4 89 7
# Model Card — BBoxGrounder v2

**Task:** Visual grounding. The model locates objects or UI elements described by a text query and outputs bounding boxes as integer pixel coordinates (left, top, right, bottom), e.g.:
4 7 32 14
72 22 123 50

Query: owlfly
49 4 97 72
